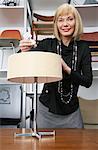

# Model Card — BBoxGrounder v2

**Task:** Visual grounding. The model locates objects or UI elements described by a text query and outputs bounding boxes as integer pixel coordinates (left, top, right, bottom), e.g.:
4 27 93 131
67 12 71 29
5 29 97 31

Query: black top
30 38 93 115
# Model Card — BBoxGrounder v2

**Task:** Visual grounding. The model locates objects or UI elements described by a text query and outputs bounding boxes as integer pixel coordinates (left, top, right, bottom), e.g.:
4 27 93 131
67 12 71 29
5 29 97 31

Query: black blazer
30 38 93 115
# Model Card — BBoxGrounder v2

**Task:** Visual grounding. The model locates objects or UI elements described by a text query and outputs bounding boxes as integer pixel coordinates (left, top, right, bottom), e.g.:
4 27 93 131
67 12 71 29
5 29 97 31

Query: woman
19 4 92 128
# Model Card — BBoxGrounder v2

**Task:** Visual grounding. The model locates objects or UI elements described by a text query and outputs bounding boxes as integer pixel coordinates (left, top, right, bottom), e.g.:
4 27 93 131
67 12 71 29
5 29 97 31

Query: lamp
7 51 62 139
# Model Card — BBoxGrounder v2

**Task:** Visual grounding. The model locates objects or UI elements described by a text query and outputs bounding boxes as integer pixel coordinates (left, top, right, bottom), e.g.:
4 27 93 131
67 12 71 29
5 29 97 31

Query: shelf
0 77 21 85
83 27 98 33
0 6 24 9
75 4 98 8
0 0 32 35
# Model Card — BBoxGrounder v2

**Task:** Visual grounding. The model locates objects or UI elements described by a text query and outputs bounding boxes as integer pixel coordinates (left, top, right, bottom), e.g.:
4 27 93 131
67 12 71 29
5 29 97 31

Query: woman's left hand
61 58 71 74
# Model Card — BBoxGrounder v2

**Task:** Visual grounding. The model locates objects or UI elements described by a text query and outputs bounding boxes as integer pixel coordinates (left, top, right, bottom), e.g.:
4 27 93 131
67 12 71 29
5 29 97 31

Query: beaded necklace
57 40 77 104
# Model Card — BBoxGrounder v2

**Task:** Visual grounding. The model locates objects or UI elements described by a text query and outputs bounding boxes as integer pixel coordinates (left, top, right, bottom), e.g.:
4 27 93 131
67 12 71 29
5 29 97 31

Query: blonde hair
53 3 83 41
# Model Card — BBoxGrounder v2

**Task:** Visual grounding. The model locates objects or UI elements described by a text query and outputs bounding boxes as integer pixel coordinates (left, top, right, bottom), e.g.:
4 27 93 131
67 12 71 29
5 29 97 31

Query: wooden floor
0 128 98 150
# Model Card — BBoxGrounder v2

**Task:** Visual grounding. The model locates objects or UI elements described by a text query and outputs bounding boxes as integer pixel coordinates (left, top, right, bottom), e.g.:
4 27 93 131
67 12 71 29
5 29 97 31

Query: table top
0 128 98 150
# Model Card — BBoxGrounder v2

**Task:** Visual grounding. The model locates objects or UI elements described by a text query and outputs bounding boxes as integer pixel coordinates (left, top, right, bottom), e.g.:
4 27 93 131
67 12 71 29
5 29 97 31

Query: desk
0 128 98 150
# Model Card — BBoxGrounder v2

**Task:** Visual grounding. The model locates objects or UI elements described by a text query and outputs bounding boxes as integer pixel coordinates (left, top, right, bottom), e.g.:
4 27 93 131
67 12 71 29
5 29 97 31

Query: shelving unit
0 0 32 128
75 4 98 79
0 0 32 80
76 4 98 103
0 0 32 36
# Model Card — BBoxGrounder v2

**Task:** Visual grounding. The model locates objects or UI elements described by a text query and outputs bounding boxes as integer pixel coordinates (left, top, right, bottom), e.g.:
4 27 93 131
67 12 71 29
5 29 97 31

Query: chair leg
10 42 16 53
36 34 38 43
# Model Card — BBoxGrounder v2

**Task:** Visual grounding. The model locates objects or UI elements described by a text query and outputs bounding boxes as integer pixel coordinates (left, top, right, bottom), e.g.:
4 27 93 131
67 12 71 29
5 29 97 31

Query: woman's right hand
19 39 36 52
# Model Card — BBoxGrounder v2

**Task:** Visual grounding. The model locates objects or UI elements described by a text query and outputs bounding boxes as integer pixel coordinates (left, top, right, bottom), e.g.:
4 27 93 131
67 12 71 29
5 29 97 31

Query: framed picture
0 87 10 104
0 84 21 118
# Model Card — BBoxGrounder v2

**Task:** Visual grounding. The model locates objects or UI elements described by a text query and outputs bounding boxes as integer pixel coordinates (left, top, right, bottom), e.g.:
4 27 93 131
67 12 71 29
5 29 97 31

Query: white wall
32 0 69 15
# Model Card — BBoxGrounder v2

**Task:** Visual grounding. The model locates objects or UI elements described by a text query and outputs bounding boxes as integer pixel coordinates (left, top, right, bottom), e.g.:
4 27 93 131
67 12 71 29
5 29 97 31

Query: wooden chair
80 32 98 41
79 97 98 129
0 29 22 40
32 13 54 42
80 32 98 53
0 29 22 70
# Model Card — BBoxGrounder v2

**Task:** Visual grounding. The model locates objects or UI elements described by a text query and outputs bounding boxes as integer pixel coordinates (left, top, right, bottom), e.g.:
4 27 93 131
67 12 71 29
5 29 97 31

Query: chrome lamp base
14 130 55 139
14 81 55 139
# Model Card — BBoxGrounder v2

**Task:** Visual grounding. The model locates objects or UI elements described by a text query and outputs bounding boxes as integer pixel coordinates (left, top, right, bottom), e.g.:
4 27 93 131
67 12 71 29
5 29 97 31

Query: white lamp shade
7 51 62 83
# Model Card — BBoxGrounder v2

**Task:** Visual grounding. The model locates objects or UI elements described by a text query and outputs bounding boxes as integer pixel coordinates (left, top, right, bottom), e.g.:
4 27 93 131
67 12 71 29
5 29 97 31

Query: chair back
80 32 98 41
33 13 54 22
0 29 22 40
80 32 98 52
32 13 54 42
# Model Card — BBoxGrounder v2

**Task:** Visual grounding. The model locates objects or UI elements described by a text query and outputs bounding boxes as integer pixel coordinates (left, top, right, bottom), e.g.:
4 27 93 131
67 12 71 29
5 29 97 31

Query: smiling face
54 4 83 42
57 13 75 40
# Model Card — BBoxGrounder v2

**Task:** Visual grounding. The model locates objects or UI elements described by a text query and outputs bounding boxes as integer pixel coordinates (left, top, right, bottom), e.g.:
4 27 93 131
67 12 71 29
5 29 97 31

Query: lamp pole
32 77 41 138
68 0 71 4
